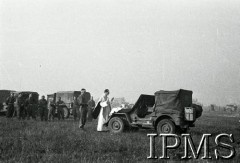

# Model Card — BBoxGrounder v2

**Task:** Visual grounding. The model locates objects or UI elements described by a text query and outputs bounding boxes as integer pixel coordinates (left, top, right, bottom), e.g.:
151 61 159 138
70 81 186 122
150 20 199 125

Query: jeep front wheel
157 119 176 134
109 117 125 133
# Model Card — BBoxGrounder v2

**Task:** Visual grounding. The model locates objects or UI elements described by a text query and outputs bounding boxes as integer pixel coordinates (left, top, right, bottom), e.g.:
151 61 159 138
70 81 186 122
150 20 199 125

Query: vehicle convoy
47 91 91 118
0 90 16 115
106 89 203 134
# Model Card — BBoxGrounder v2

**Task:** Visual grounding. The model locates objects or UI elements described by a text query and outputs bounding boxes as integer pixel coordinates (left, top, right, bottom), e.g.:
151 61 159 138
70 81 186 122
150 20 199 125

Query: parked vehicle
106 89 203 134
224 104 237 112
13 91 39 117
14 91 39 107
14 91 39 101
47 91 91 118
0 90 16 115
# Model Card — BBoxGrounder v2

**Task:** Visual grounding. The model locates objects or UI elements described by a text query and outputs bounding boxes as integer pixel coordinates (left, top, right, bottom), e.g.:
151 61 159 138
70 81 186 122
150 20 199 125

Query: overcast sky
0 0 240 105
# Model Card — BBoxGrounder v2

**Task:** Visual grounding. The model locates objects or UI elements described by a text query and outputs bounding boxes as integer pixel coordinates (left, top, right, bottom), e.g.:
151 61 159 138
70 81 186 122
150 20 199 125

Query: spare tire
192 104 203 118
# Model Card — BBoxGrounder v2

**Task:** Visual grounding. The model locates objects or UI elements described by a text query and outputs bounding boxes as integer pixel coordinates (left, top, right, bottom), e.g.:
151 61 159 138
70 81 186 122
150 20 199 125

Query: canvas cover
55 91 90 108
154 89 193 115
0 90 16 110
0 90 16 103
56 91 81 105
47 94 56 102
15 91 39 104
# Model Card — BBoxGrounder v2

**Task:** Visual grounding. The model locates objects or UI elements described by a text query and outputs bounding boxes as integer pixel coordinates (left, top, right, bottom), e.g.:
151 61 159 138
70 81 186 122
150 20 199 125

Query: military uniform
56 100 65 120
72 98 80 121
25 97 36 120
78 93 88 128
48 101 56 121
16 97 26 120
38 98 48 121
6 96 15 118
87 99 95 122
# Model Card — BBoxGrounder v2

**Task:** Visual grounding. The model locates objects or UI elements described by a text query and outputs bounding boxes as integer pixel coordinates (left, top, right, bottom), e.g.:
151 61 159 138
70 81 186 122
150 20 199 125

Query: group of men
6 93 38 120
5 89 96 129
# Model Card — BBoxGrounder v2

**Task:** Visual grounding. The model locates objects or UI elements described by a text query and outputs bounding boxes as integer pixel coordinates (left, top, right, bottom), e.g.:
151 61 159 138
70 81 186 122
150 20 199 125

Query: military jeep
106 89 203 134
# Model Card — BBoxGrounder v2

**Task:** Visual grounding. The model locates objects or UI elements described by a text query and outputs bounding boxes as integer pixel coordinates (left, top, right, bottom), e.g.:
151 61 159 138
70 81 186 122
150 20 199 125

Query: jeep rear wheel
109 117 125 133
157 119 176 134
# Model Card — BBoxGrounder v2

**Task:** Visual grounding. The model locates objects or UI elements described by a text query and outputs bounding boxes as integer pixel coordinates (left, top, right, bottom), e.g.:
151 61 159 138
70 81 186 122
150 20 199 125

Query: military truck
47 91 91 118
13 91 39 110
13 91 39 103
11 91 39 117
0 90 16 115
106 89 203 134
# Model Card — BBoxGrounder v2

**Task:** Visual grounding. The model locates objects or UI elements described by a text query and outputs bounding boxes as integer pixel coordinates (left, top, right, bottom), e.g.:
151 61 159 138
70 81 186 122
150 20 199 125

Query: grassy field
0 113 239 163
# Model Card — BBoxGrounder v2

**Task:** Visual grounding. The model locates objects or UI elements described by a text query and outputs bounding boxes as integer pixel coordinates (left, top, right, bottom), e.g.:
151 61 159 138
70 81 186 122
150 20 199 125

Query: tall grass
0 114 239 163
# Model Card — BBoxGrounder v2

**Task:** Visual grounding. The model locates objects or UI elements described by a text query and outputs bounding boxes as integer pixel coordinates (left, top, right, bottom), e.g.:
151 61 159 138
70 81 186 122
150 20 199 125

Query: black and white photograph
0 0 239 162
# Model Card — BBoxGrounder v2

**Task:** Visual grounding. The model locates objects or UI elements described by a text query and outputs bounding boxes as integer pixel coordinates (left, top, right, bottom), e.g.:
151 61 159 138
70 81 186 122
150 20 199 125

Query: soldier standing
56 97 65 120
78 88 88 129
48 99 56 121
25 94 36 120
16 94 26 120
6 93 15 118
72 96 80 121
87 96 95 122
38 95 48 121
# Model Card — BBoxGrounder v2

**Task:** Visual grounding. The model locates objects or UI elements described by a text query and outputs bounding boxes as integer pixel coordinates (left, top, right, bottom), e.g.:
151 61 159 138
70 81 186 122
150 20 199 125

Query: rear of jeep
153 89 202 134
